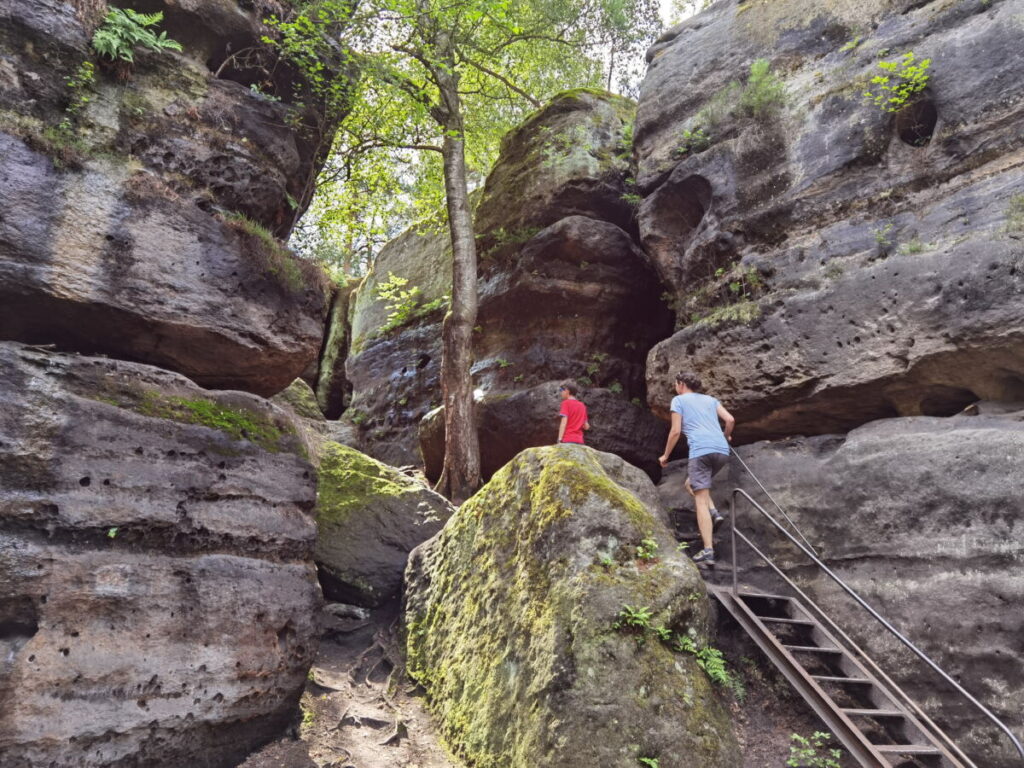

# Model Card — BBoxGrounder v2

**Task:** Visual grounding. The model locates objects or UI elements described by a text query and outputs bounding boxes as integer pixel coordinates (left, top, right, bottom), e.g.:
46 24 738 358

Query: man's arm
717 403 736 442
557 415 567 443
659 412 682 466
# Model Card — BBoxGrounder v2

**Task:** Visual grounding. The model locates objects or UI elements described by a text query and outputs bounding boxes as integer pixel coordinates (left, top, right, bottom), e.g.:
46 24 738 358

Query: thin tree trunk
434 89 481 503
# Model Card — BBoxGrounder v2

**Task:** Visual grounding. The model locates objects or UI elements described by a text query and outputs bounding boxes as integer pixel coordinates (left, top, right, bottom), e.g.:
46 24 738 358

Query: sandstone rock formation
0 0 336 396
315 279 360 418
0 342 320 768
729 411 1024 767
315 443 452 607
637 0 1024 441
405 444 741 768
342 90 673 477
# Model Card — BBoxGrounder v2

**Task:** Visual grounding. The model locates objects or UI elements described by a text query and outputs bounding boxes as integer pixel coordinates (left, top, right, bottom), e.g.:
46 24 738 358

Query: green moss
137 391 292 453
316 443 412 527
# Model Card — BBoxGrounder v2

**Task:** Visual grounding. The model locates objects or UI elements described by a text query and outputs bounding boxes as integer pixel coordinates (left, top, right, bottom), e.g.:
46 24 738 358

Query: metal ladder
712 584 962 767
707 462 1024 768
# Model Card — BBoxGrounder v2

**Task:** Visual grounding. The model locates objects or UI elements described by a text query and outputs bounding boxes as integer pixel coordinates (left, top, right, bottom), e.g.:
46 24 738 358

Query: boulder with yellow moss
404 444 740 768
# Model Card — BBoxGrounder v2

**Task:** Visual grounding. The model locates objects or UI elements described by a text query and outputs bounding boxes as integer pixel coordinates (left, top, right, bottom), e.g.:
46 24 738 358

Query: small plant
621 191 643 208
612 604 653 632
578 375 593 387
376 273 449 333
676 541 689 552
64 61 96 120
608 381 624 395
839 36 861 53
787 731 842 768
873 221 895 248
675 126 711 156
636 535 658 561
300 706 316 728
1006 194 1024 234
898 237 927 255
630 397 643 407
513 373 525 383
91 8 183 63
497 358 513 369
638 758 660 768
653 625 673 643
107 527 119 539
863 52 931 113
740 58 787 117
599 555 616 569
824 262 844 280
349 409 368 426
586 352 608 377
696 646 746 699
672 633 697 654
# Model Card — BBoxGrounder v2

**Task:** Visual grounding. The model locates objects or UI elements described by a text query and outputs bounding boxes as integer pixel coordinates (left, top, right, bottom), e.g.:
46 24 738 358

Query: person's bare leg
694 488 713 551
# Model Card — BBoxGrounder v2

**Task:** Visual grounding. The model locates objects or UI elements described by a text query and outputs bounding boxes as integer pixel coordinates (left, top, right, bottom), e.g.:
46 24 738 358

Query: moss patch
137 391 292 453
316 443 413 526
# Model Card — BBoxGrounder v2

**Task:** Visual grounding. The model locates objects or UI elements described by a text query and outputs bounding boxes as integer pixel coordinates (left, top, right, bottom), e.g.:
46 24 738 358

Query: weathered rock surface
0 342 320 768
0 0 337 396
315 279 359 419
474 88 637 242
273 378 326 421
731 412 1024 767
638 0 1024 440
405 445 740 767
315 443 452 607
344 92 671 474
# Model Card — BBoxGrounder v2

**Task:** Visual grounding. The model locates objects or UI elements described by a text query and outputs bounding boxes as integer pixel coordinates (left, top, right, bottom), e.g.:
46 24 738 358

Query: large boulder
0 342 320 768
731 410 1024 767
475 88 637 241
0 0 339 396
404 445 740 767
315 443 453 607
637 0 1024 440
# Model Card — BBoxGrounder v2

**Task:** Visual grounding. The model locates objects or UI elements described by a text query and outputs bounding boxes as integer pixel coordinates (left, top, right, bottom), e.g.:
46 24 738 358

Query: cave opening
896 97 937 147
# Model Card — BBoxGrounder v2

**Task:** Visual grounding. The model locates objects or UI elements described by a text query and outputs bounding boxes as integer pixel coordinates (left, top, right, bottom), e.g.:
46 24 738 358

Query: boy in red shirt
557 381 590 444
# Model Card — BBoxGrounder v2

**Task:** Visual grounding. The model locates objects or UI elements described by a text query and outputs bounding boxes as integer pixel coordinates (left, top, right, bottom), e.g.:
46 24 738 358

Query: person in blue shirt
658 371 736 569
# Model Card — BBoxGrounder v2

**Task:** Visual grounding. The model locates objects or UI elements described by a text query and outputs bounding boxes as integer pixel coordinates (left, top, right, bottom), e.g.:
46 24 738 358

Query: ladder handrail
730 525 975 768
729 486 1024 763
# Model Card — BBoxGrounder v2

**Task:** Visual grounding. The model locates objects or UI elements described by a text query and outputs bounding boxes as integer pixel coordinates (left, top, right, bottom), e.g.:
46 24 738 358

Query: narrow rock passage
239 603 459 768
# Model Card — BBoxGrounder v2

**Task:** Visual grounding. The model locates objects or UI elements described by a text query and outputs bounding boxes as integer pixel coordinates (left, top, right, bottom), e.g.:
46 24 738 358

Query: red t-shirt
559 398 588 444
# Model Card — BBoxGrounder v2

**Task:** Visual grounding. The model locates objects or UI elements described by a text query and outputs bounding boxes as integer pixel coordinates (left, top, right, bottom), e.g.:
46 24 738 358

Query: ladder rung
738 591 794 602
812 675 873 685
783 644 844 654
875 744 942 755
756 616 815 626
842 708 905 718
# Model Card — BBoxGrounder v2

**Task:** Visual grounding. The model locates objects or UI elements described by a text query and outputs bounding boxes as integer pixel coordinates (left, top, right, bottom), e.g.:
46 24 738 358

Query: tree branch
457 51 541 108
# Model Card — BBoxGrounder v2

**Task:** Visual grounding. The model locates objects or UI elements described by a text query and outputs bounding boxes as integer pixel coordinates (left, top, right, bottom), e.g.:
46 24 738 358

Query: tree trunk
434 89 481 503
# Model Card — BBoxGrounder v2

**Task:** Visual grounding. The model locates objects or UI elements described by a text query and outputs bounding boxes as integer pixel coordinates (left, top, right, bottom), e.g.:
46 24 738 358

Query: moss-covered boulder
315 443 453 606
404 444 741 768
272 377 325 421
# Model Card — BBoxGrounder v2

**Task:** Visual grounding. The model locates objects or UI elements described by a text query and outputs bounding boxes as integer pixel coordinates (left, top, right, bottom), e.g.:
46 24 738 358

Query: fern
91 8 183 63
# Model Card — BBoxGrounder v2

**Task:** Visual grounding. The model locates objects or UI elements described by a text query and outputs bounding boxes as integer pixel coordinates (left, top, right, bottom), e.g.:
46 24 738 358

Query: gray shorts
688 452 728 491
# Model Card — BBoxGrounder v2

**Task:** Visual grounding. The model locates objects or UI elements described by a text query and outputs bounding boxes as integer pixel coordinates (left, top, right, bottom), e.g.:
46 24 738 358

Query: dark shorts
688 452 728 491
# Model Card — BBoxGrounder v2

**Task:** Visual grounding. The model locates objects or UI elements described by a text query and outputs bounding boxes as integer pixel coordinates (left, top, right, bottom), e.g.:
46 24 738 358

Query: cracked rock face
636 0 1024 441
0 0 333 397
731 411 1024 768
0 342 320 768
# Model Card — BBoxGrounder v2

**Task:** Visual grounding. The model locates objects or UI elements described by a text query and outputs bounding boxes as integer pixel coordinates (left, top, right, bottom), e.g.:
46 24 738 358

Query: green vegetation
91 8 183 63
787 731 842 768
612 604 654 633
481 226 543 258
694 300 761 329
739 58 788 117
635 535 658 561
608 380 624 395
300 705 316 728
107 527 119 539
317 443 415 527
621 191 643 208
839 36 861 53
675 126 711 156
223 212 327 297
1006 194 1024 233
638 758 660 768
898 237 927 255
863 52 931 113
376 272 451 334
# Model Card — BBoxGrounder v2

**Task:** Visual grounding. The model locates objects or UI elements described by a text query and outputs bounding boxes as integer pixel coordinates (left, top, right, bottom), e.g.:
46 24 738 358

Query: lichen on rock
404 444 740 768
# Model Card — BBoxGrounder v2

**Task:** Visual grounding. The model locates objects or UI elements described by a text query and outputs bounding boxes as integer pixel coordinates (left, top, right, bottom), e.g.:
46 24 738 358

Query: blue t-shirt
670 393 730 459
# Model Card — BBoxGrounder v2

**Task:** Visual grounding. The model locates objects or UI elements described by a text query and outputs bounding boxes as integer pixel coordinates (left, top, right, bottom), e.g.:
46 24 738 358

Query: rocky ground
239 603 456 768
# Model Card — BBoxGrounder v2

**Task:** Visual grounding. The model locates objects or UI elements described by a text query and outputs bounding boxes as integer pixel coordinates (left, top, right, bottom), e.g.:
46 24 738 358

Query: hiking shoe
711 508 726 531
693 547 716 569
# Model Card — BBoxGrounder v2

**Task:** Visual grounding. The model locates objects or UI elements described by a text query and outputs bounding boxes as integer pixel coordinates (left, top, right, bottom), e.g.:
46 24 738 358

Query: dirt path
239 603 460 768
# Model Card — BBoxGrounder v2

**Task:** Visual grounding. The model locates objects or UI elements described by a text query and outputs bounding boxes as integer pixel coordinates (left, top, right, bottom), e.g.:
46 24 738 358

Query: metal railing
728 485 1024 766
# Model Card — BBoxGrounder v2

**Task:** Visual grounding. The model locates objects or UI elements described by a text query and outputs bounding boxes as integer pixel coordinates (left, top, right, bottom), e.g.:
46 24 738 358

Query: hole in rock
896 97 937 147
919 386 978 417
79 477 91 487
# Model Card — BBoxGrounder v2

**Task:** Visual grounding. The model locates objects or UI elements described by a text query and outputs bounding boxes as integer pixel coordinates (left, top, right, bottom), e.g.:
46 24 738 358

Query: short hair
559 381 578 396
675 371 703 392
